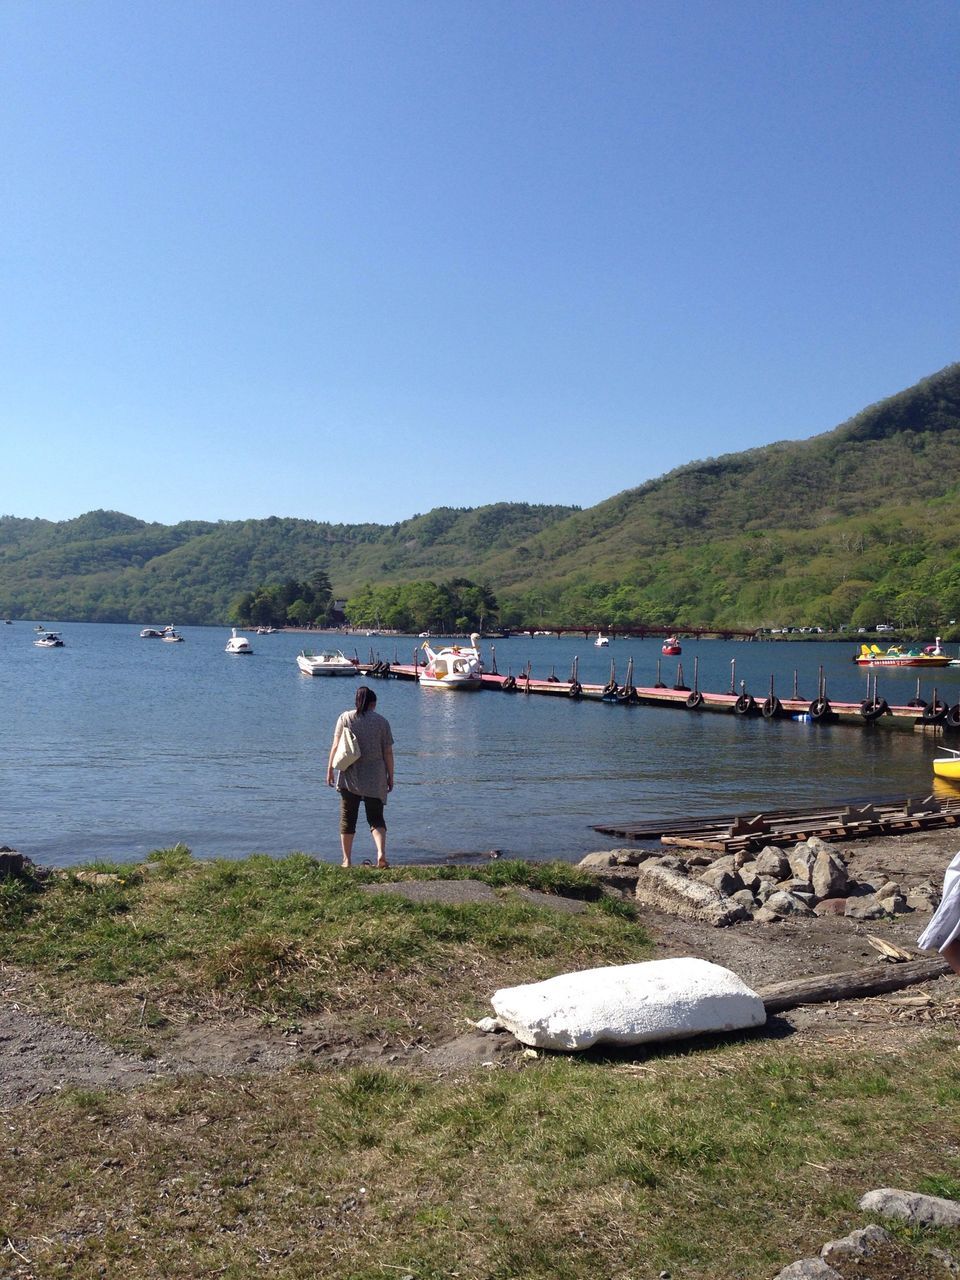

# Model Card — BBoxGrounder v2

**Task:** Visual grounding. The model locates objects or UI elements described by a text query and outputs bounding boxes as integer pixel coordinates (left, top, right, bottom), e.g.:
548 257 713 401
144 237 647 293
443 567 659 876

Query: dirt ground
1 830 959 1109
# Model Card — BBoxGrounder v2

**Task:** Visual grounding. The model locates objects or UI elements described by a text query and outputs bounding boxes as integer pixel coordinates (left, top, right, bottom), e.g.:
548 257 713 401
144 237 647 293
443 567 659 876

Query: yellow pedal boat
933 750 960 781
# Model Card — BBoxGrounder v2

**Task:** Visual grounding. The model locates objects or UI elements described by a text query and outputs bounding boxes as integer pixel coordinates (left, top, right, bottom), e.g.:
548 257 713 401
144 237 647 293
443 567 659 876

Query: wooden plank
758 956 953 1014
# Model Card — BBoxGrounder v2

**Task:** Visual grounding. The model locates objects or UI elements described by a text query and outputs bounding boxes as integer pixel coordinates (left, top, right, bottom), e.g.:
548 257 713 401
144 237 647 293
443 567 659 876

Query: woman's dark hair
355 685 377 715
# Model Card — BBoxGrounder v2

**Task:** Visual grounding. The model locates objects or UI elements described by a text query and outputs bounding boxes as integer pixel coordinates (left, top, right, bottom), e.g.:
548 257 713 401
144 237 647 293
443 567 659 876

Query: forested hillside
3 362 959 630
0 505 576 624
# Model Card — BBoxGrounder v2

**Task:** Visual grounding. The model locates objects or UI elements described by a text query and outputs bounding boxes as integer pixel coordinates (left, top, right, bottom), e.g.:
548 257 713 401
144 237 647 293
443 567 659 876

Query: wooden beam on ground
757 956 953 1015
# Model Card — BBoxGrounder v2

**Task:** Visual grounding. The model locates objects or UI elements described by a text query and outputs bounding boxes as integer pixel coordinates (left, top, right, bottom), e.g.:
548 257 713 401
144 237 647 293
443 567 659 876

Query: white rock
859 1187 960 1227
491 958 766 1052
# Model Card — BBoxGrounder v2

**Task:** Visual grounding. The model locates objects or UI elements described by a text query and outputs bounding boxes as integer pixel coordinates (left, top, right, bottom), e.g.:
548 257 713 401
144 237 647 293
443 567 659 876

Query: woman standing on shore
327 685 394 869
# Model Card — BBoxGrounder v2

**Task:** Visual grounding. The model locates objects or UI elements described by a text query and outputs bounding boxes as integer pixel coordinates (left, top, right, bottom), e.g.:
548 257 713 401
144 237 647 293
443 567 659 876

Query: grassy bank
2 851 959 1279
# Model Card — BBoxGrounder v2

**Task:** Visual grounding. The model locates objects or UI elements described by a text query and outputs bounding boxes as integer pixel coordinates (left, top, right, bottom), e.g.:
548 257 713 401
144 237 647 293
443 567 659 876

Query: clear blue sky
2 0 957 527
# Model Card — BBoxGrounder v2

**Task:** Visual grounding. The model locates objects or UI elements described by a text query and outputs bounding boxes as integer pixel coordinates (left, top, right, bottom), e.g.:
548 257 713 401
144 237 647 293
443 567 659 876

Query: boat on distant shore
854 638 950 668
419 633 483 689
297 649 359 677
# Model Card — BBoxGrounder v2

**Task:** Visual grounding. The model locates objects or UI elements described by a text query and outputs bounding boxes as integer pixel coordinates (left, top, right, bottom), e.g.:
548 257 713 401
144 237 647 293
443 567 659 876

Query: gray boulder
876 891 909 915
737 858 760 888
754 878 779 903
755 846 791 880
634 864 749 927
859 1187 960 1227
811 850 850 900
731 889 758 911
820 1224 890 1264
774 1261 840 1279
698 864 744 896
907 882 941 910
788 841 819 882
844 894 888 920
577 851 614 869
765 890 815 918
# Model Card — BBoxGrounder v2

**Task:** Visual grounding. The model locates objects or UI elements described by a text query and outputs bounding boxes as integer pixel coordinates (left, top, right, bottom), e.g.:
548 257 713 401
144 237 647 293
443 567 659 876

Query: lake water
4 623 959 868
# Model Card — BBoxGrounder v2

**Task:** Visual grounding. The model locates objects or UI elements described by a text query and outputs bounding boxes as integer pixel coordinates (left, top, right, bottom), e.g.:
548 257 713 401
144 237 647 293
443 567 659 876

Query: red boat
662 636 682 656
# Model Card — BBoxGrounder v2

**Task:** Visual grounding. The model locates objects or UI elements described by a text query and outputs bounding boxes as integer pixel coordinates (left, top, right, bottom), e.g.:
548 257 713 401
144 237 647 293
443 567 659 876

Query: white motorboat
34 631 64 647
419 633 483 689
296 649 359 677
140 627 164 638
161 628 184 643
255 626 277 635
595 633 610 647
225 628 253 655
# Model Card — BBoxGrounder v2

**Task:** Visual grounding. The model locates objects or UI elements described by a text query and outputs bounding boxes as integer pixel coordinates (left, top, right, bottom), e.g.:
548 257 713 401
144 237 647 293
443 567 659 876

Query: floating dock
357 655 957 735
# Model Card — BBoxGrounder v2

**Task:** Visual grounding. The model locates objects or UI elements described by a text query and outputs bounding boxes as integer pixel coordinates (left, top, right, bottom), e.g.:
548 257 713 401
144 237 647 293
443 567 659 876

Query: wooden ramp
593 795 960 852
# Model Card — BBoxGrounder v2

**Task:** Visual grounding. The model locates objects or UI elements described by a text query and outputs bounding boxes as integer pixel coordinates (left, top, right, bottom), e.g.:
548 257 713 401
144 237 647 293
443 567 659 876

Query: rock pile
578 838 941 928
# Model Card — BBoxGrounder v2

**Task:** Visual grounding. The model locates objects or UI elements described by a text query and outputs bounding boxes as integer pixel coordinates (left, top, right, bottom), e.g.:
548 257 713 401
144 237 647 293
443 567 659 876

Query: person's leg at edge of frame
340 832 354 868
944 937 960 975
372 826 387 869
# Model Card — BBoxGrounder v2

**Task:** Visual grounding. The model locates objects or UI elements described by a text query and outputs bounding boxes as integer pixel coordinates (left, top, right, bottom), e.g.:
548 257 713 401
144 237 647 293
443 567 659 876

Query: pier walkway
357 658 956 735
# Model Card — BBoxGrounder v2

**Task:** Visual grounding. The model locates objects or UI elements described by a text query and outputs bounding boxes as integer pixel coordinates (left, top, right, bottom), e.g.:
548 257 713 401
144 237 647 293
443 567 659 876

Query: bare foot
340 859 351 869
376 860 389 869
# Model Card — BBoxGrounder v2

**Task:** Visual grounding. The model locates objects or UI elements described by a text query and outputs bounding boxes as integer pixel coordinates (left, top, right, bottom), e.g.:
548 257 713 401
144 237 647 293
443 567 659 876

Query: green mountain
0 504 578 624
2 361 959 630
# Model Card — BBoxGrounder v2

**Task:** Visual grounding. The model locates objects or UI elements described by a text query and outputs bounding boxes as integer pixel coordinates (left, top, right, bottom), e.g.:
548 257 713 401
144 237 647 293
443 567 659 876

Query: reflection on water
2 624 956 867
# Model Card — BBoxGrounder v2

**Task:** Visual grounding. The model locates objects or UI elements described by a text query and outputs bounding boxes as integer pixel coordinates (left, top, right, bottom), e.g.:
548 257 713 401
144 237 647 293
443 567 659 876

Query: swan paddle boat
420 633 483 689
662 636 682 656
225 628 253 655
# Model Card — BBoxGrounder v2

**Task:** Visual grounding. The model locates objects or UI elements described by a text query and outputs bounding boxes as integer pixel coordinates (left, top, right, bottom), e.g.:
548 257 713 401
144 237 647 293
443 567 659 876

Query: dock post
729 659 736 695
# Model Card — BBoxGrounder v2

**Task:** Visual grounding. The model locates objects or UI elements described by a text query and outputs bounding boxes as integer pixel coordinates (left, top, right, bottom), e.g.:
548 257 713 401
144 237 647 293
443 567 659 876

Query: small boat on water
297 649 359 677
854 638 950 668
662 636 682 656
34 631 64 647
933 747 960 782
225 628 253 655
140 627 164 638
420 633 483 689
161 628 185 643
594 633 610 648
256 626 277 635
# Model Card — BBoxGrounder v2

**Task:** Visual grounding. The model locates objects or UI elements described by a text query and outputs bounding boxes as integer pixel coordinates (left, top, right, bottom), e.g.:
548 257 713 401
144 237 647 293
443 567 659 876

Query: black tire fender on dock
733 693 756 716
859 698 889 722
568 681 582 698
944 703 960 731
809 697 833 721
761 695 783 719
501 675 517 692
921 698 948 723
685 691 704 710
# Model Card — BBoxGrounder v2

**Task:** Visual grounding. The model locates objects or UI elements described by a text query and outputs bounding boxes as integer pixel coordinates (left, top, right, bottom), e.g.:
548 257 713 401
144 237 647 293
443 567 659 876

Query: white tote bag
332 721 361 771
